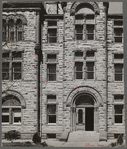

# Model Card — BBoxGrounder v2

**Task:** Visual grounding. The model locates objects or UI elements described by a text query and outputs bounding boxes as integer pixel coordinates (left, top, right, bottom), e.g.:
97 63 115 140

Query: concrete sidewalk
2 138 123 147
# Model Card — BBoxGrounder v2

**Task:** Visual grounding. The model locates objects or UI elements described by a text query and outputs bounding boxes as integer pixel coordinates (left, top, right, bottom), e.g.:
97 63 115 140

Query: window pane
2 53 9 58
115 105 123 114
115 74 122 81
14 117 21 123
115 37 122 43
114 54 123 59
49 37 57 43
48 74 56 81
8 20 14 28
12 52 22 59
49 115 56 123
47 54 56 62
76 72 82 79
2 62 9 80
114 21 123 26
2 108 9 113
2 32 6 42
13 63 21 72
18 32 22 41
16 19 22 28
75 15 84 20
78 109 83 123
48 21 57 26
47 95 56 103
115 115 122 123
87 72 94 79
10 32 14 41
75 62 83 71
86 51 94 57
2 115 9 123
114 28 123 36
48 29 57 36
86 15 94 20
115 64 123 73
87 25 94 33
87 62 94 71
114 95 123 102
48 64 56 73
75 25 83 33
87 34 94 40
47 105 56 114
76 34 83 40
75 51 83 57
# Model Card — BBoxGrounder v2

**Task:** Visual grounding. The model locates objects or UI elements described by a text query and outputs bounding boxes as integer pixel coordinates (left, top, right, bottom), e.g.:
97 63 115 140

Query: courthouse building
2 1 124 141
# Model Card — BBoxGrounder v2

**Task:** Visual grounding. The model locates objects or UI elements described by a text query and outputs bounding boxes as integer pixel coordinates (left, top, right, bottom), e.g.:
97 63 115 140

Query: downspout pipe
34 10 41 135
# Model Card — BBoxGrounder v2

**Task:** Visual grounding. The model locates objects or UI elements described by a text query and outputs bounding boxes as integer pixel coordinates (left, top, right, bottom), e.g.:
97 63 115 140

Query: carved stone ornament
3 14 27 25
2 90 26 109
70 2 100 15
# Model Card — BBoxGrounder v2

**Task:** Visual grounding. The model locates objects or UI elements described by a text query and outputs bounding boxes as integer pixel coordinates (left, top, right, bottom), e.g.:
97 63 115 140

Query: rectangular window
114 95 123 103
48 29 57 43
114 54 123 60
114 64 123 81
47 95 56 103
17 32 22 41
48 21 57 26
75 62 83 79
47 134 56 138
114 28 123 43
47 94 56 124
86 51 94 57
2 62 9 80
47 54 56 62
47 64 56 81
12 51 22 60
86 62 94 79
86 25 94 40
114 105 123 123
75 25 83 40
10 31 14 41
12 108 21 123
12 62 22 80
2 108 9 123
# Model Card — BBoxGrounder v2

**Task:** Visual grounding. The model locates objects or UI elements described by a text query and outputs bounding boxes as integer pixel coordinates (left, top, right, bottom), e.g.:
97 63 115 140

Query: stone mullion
84 50 86 80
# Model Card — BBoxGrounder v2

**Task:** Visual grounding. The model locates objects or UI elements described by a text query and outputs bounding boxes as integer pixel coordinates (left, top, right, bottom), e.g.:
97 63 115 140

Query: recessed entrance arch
67 86 102 132
73 93 95 131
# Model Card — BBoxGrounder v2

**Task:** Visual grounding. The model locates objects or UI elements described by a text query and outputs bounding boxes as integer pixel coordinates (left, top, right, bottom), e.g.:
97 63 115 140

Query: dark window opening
86 51 94 57
47 95 56 103
86 25 94 40
75 62 83 79
114 54 123 59
48 21 57 26
114 105 123 123
47 134 56 138
47 105 56 123
47 64 56 81
114 28 123 43
12 51 22 59
48 29 57 43
12 62 22 80
75 51 83 57
78 109 83 123
47 54 56 62
86 62 94 79
2 53 9 58
75 25 83 40
2 62 9 80
114 20 123 26
86 15 94 20
114 64 123 81
114 95 123 102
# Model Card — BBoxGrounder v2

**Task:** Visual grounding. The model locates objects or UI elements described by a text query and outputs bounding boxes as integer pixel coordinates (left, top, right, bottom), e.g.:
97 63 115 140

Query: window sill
114 81 124 83
113 123 124 126
46 123 57 126
2 123 22 126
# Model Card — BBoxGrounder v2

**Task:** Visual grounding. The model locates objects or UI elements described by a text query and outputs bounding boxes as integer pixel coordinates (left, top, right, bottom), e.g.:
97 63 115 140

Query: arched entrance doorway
71 93 99 132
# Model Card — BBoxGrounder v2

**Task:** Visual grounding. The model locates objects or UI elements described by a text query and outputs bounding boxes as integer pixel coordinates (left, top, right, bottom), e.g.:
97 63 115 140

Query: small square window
114 20 123 26
86 51 94 57
48 21 57 26
75 51 83 57
114 54 123 59
47 95 56 103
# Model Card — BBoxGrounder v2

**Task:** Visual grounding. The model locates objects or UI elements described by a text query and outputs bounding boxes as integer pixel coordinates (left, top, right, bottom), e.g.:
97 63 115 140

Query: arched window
78 109 83 123
8 19 15 41
16 19 23 41
74 4 95 41
2 19 6 42
2 95 21 124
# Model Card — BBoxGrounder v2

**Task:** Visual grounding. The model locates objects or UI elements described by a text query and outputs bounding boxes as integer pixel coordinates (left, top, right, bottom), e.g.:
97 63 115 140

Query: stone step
68 131 99 142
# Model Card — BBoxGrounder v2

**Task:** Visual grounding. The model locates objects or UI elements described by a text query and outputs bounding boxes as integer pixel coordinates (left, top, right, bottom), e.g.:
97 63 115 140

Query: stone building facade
2 2 124 141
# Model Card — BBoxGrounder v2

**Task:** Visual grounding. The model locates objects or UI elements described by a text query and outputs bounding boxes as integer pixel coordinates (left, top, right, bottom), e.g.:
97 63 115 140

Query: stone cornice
3 2 46 13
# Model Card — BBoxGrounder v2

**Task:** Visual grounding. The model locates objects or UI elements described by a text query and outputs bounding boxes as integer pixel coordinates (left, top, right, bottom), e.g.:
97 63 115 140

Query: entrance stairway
68 131 100 143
